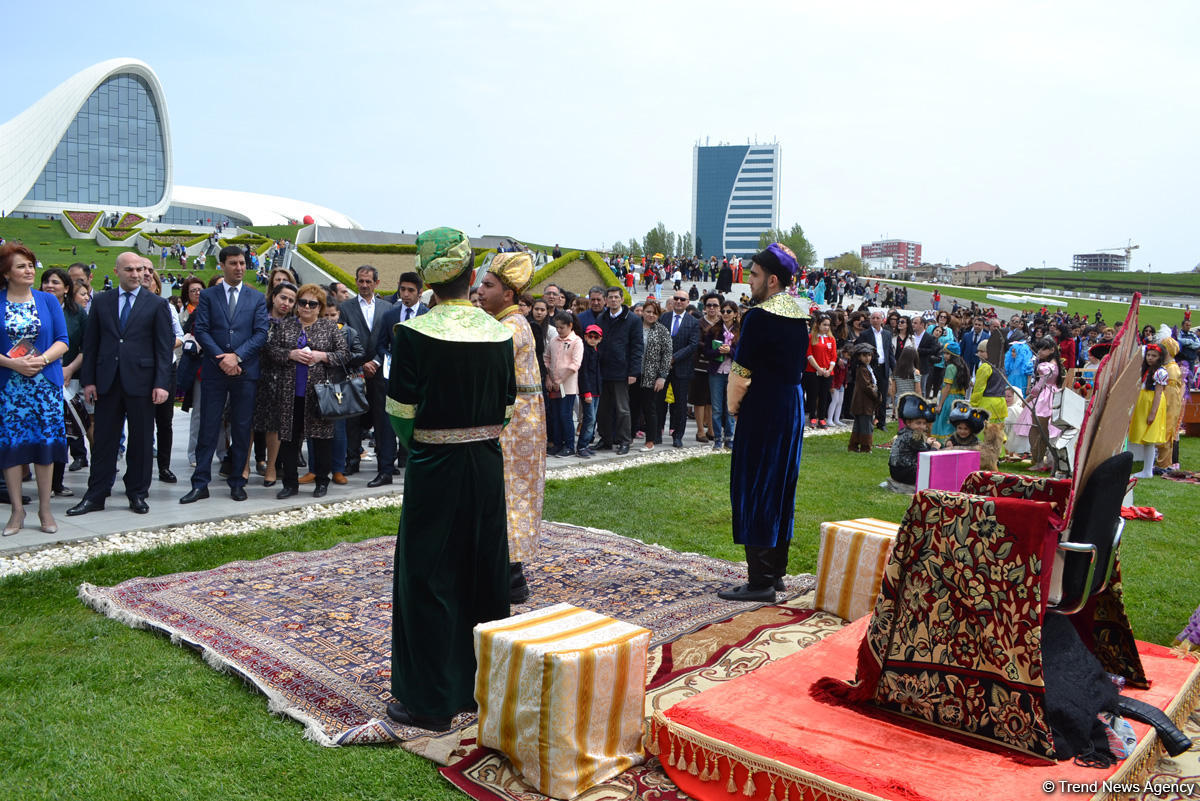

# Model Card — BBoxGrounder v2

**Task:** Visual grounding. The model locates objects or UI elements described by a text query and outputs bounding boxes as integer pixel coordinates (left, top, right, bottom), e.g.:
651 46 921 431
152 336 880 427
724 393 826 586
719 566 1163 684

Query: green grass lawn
245 224 306 242
990 268 1200 298
879 278 1187 330
0 428 1194 799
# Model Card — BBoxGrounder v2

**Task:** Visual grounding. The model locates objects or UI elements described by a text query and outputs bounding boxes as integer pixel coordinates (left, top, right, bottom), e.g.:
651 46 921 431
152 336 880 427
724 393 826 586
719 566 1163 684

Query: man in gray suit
339 265 395 484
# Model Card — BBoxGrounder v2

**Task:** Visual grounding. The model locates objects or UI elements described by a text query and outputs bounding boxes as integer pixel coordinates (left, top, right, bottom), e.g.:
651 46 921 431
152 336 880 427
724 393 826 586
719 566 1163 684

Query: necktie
404 306 412 322
671 314 680 336
228 286 238 318
119 291 132 330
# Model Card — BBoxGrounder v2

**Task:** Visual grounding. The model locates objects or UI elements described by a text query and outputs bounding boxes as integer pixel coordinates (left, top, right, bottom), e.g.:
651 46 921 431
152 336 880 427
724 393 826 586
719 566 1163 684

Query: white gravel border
0 424 847 577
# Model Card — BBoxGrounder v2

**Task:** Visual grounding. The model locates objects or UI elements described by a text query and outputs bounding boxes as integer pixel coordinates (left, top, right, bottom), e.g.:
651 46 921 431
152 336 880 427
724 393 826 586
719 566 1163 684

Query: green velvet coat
386 300 516 719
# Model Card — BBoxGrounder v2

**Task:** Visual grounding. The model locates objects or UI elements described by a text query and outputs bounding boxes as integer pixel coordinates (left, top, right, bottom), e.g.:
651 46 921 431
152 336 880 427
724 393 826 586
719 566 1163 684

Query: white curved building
0 58 360 228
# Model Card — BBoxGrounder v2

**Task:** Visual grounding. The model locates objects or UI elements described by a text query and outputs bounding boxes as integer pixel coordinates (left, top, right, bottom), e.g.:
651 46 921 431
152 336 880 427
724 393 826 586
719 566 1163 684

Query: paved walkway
0 406 725 555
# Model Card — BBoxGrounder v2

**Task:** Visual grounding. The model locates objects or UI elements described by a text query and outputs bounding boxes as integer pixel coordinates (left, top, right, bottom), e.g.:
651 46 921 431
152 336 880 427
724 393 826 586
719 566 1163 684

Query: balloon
302 215 315 225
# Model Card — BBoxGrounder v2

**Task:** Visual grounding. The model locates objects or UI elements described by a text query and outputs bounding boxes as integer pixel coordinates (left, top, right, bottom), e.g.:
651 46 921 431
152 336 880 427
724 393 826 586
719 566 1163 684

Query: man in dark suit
375 271 426 471
339 265 395 485
67 252 174 515
959 315 989 373
855 311 895 431
181 245 269 503
909 315 939 395
658 290 701 447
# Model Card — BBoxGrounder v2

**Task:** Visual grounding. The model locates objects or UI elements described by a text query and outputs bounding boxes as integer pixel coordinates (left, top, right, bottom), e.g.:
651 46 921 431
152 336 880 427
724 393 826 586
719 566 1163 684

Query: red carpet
654 617 1200 801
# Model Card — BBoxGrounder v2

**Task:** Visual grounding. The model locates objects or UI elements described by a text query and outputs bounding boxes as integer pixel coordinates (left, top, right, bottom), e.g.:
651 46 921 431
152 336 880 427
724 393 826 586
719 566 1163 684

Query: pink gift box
916 449 981 492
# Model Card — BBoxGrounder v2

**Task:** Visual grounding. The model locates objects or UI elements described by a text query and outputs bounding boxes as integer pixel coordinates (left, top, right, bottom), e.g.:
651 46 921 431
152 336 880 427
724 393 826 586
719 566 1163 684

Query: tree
626 238 642 257
643 222 675 260
678 231 694 259
611 241 628 256
757 223 817 269
826 251 864 273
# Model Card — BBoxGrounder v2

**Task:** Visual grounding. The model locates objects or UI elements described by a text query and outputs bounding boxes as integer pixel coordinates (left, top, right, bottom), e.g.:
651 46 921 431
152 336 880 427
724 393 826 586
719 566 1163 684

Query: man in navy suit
181 246 269 503
67 253 174 516
658 290 701 447
339 265 395 484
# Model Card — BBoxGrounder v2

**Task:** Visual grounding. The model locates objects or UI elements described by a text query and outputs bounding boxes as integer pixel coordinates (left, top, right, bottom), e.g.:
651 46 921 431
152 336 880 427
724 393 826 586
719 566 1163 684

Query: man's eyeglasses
674 296 687 302
705 303 719 308
296 299 320 308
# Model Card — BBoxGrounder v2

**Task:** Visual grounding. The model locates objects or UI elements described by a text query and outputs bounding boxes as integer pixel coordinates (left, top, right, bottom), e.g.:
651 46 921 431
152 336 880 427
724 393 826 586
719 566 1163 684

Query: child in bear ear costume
888 393 940 489
943 400 989 449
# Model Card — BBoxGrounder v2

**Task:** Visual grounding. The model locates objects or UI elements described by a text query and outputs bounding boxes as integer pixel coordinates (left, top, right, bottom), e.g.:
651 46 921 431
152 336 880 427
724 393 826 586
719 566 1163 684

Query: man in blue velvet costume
718 244 809 602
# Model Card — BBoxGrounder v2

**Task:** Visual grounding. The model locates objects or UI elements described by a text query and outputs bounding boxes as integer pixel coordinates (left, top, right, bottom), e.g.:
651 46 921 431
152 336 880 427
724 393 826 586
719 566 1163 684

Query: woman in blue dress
0 244 69 535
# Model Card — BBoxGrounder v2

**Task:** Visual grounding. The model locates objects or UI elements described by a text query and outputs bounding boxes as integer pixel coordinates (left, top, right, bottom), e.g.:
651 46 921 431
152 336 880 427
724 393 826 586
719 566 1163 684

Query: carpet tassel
667 735 675 767
726 758 737 794
699 751 710 781
768 775 778 801
744 768 756 797
688 744 698 775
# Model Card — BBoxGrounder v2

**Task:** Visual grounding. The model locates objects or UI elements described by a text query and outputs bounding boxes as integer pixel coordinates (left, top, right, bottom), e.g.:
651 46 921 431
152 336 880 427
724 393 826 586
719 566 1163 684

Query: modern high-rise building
861 239 922 272
691 143 779 259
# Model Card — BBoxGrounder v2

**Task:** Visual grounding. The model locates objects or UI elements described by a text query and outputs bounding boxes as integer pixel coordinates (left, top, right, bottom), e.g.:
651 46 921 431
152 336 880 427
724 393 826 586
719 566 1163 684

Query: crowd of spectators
0 234 1193 535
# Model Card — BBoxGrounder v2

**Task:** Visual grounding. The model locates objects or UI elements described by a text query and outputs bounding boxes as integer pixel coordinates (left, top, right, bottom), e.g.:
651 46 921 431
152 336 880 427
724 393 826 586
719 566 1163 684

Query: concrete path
0 404 725 555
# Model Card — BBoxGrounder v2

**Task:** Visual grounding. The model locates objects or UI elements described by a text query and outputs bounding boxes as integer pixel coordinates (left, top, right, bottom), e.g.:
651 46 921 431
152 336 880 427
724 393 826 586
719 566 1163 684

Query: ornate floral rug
78 521 813 746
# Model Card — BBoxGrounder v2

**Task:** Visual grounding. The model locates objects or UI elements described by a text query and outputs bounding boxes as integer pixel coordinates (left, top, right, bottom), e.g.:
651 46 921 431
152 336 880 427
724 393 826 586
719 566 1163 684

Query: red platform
654 617 1200 801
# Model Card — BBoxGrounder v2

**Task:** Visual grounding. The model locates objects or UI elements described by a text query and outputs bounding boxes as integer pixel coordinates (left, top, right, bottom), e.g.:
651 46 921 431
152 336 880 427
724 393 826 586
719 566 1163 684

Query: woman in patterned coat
263 284 349 498
637 298 673 450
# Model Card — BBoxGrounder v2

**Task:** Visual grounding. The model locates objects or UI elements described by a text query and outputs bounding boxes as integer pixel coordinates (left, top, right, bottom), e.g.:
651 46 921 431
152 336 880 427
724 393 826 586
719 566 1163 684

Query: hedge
529 250 629 305
308 242 418 255
117 212 146 228
296 243 356 287
62 210 102 233
98 226 140 241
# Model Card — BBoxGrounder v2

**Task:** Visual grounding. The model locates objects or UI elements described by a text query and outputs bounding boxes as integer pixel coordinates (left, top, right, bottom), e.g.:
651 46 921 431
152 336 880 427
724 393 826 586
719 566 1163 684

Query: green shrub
37 224 51 229
117 213 146 228
529 250 629 304
96 249 110 254
146 231 209 248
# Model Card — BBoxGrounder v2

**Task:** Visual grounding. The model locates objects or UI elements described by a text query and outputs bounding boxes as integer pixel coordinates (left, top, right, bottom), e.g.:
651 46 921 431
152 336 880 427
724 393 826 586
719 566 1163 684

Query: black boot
510 562 529 604
717 546 778 601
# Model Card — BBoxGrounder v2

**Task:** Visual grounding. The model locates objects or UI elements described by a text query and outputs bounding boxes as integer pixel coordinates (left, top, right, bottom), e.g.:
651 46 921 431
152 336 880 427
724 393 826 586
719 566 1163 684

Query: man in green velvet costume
385 227 516 732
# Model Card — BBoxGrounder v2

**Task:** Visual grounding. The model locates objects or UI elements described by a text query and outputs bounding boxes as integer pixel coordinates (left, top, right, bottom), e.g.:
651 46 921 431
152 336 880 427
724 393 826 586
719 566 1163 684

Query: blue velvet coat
729 292 809 547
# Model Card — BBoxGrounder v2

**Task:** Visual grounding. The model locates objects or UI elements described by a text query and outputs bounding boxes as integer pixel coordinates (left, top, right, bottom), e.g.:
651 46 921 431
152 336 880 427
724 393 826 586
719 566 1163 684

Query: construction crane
1097 239 1140 270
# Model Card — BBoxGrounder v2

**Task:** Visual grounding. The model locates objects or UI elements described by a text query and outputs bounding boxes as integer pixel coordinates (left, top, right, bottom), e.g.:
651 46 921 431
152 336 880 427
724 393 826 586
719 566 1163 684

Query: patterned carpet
78 521 813 746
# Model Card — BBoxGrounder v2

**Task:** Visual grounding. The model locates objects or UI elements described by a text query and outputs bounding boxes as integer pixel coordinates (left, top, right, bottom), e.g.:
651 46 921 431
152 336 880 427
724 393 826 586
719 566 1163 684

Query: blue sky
3 0 1197 272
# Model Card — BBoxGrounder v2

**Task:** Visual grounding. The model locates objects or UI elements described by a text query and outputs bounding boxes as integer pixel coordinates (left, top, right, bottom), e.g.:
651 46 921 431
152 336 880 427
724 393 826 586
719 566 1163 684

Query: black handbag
314 376 368 420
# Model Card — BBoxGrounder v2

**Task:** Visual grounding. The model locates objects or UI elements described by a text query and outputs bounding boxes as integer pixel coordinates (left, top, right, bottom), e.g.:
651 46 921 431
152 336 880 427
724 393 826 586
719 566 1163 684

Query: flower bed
98 226 140 241
146 229 209 248
63 210 101 233
117 213 146 228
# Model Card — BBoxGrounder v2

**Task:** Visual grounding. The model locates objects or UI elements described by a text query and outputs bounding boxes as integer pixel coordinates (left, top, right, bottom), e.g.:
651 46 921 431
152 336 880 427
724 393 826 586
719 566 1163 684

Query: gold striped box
815 518 900 622
473 603 651 800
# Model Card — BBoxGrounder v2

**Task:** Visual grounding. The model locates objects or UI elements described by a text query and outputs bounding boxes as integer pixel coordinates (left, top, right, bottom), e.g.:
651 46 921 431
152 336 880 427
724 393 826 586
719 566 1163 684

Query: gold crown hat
489 252 534 294
414 227 473 285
